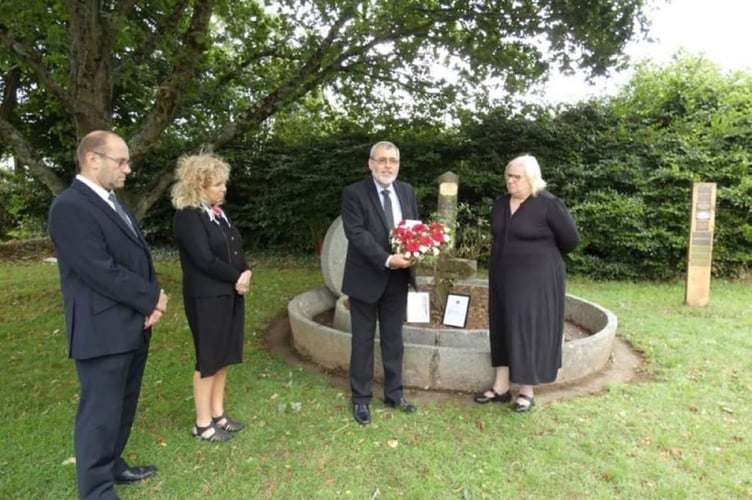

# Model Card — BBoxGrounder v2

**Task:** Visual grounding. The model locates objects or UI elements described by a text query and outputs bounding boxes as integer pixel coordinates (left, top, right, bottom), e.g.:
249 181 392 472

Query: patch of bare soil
264 286 645 405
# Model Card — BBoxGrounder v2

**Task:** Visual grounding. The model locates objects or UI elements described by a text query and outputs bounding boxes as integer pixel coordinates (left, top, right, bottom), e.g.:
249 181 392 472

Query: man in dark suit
341 141 419 426
48 130 169 499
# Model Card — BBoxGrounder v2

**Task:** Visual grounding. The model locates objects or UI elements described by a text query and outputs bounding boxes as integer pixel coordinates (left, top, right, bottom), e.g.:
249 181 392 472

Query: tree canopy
0 0 648 216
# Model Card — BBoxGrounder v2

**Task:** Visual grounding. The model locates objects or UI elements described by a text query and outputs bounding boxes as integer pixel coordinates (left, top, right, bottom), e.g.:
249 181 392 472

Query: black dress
488 191 579 385
174 206 249 377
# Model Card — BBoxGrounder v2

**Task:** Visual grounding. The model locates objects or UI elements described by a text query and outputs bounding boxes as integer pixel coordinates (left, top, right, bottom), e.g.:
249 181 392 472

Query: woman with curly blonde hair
171 152 252 441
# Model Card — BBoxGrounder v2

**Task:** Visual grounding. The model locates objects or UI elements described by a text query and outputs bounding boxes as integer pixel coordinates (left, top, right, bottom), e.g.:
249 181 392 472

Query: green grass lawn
0 258 750 499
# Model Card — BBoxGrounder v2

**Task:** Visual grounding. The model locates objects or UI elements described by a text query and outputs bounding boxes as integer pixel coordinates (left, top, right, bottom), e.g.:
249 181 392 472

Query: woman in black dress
171 152 252 440
474 154 579 412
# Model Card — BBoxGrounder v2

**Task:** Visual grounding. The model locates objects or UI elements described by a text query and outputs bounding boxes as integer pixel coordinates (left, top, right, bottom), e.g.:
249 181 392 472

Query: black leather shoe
353 403 371 425
385 397 417 413
115 465 157 484
473 388 512 404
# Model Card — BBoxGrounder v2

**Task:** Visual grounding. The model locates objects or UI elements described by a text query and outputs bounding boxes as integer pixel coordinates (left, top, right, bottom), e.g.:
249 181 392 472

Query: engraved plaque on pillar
684 183 716 307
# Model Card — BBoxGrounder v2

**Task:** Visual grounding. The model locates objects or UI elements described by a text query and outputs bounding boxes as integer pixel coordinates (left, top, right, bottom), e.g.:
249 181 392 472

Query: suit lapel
73 181 146 247
393 181 413 220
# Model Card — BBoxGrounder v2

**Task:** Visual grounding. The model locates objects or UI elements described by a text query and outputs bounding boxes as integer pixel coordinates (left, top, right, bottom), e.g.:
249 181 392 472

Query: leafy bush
7 57 752 279
0 168 54 240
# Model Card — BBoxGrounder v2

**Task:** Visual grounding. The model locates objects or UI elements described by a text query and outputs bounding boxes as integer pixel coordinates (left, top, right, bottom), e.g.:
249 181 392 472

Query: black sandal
513 393 535 413
212 413 245 433
473 388 512 404
192 421 233 442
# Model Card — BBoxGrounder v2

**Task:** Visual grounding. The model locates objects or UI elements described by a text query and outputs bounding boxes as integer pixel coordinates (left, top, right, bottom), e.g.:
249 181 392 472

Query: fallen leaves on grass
660 447 682 459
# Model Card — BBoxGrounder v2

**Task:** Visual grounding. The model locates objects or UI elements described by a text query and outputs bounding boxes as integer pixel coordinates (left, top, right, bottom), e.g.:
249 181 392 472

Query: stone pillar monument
437 171 459 251
431 171 476 279
430 171 476 320
685 182 716 307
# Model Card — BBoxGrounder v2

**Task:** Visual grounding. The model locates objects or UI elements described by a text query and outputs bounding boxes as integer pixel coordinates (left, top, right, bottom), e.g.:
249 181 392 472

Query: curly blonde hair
171 152 231 209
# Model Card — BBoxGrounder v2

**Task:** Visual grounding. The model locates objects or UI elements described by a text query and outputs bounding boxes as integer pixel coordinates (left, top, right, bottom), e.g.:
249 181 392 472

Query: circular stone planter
288 279 618 392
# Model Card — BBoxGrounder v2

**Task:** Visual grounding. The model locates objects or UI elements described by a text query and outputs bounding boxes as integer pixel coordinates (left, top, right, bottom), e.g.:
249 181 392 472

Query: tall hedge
206 57 751 279
8 57 751 280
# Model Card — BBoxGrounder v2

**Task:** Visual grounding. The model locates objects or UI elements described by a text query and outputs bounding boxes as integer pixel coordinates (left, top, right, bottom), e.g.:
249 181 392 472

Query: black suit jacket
341 176 419 303
48 179 160 360
173 207 249 297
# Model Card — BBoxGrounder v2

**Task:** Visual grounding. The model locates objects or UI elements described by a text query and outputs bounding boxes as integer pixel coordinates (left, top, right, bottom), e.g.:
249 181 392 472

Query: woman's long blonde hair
171 152 230 209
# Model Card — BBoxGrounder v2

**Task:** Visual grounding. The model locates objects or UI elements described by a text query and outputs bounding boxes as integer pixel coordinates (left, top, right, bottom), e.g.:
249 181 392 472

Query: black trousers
349 269 409 404
74 342 149 499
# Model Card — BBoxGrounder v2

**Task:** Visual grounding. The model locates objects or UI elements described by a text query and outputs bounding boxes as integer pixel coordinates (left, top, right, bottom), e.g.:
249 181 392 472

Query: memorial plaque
685 183 716 307
439 182 458 196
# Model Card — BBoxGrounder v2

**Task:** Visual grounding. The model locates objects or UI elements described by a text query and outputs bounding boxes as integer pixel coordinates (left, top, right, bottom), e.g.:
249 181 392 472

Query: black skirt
184 295 244 377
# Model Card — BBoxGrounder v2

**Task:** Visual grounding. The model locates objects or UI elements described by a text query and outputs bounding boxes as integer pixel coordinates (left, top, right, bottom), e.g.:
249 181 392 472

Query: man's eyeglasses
371 157 399 166
93 151 130 168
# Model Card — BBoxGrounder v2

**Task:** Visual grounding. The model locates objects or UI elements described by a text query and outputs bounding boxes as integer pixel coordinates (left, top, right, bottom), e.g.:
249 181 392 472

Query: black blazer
48 180 160 360
173 207 249 297
341 176 419 303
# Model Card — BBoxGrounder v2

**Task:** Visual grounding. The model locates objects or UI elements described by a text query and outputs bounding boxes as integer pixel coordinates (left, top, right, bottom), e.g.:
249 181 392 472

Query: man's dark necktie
382 189 395 230
108 192 136 235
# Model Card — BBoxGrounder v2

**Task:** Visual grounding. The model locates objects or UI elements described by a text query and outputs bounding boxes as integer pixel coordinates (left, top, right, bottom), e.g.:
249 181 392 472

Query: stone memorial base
288 279 618 392
291 216 620 392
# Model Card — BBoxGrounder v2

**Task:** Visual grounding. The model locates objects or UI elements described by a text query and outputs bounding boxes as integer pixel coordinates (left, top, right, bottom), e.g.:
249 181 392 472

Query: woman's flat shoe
193 422 233 442
212 413 245 433
513 394 535 413
473 388 512 404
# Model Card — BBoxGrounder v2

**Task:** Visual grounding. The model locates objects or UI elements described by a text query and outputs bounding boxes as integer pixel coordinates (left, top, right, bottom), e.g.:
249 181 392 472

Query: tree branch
118 0 190 69
129 0 214 158
114 0 141 16
0 22 74 114
0 66 21 120
129 170 176 219
208 6 358 148
0 116 66 194
206 48 287 93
